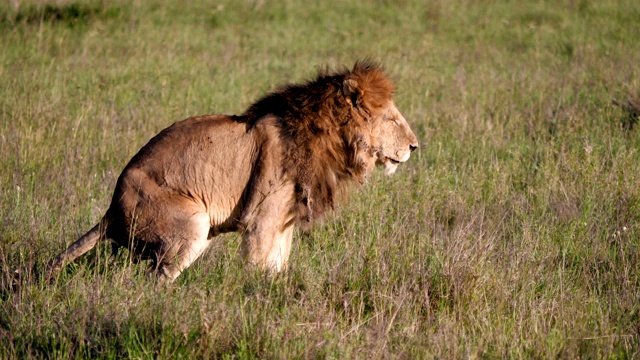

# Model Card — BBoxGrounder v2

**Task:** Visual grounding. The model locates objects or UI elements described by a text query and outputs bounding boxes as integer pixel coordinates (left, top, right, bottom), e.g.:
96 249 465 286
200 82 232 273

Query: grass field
1 0 639 358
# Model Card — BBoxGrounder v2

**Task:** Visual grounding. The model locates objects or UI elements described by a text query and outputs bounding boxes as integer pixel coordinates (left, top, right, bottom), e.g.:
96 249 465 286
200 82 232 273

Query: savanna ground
1 0 639 358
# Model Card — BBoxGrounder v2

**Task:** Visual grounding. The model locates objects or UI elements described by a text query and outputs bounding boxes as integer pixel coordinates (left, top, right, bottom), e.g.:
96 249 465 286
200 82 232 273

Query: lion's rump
106 115 261 248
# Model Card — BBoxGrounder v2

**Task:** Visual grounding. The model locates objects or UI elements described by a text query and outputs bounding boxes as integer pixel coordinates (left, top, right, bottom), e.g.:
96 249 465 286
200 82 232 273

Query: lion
45 60 419 282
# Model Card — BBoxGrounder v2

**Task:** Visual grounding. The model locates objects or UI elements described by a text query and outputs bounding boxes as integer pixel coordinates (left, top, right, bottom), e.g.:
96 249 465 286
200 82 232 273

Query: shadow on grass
1 1 125 28
0 268 260 358
5 313 159 358
613 96 640 131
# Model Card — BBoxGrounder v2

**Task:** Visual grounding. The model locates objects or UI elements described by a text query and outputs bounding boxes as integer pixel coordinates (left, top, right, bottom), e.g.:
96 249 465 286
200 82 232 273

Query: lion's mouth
386 157 400 165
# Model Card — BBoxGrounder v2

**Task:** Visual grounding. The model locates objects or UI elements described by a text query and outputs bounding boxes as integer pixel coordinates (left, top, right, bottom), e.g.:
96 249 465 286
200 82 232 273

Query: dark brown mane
239 60 395 226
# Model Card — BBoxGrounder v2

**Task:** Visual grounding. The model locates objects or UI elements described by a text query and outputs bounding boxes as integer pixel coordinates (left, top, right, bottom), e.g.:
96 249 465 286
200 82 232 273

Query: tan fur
46 61 418 282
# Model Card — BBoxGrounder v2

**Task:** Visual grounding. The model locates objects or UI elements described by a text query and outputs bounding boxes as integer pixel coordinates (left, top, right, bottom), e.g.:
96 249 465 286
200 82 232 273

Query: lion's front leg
238 135 297 272
239 181 296 272
241 222 294 272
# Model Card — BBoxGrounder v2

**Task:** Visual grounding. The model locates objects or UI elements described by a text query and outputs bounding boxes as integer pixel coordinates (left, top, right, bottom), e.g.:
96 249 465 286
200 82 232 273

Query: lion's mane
239 60 395 226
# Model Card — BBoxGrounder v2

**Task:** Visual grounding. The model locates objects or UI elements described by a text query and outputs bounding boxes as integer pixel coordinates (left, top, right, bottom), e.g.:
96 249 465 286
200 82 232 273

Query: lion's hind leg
153 211 212 283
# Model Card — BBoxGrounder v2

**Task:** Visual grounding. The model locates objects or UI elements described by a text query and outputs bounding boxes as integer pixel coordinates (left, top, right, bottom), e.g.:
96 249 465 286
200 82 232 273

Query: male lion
46 61 418 282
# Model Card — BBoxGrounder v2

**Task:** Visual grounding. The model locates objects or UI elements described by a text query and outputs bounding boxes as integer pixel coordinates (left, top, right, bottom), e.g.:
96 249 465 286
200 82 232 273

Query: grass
1 0 639 358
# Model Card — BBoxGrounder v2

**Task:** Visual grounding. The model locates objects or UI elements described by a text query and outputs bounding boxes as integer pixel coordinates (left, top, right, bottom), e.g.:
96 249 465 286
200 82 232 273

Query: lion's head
341 62 419 176
241 60 419 224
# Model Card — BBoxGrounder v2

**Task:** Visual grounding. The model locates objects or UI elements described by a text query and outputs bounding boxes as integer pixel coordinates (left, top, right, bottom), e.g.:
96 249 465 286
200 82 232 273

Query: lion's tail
45 221 106 280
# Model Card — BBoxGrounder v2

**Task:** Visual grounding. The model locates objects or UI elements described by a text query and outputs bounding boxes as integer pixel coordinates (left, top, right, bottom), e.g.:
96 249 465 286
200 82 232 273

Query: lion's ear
342 78 364 108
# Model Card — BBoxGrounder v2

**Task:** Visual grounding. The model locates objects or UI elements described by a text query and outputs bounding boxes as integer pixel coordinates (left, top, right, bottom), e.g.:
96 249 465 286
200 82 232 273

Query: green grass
1 0 639 358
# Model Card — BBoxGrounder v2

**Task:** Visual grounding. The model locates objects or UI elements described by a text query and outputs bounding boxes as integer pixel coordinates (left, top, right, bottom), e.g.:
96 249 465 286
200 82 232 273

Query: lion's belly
107 168 247 248
206 192 244 236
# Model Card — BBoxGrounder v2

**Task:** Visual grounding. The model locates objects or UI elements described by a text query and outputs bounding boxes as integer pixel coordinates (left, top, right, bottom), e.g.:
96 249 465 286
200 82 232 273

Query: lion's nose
409 144 418 152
